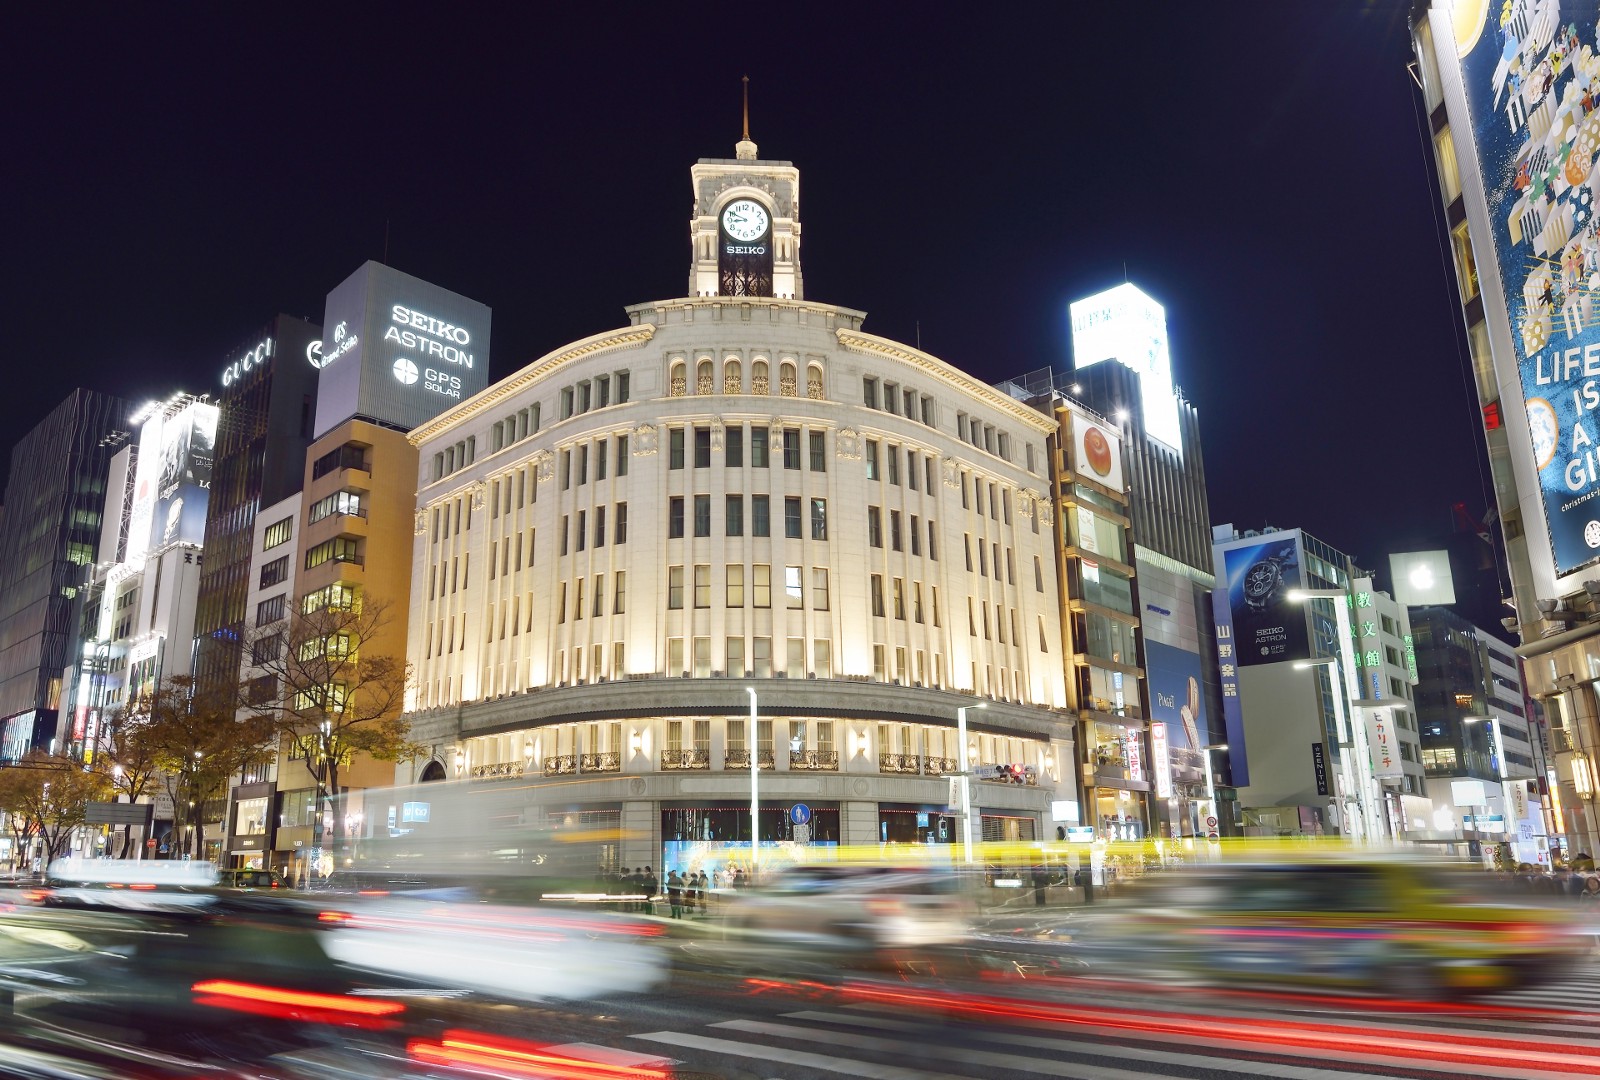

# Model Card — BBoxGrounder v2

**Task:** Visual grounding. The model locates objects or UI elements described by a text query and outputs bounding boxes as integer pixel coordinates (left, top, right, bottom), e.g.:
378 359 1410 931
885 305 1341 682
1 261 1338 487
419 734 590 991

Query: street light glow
955 701 987 865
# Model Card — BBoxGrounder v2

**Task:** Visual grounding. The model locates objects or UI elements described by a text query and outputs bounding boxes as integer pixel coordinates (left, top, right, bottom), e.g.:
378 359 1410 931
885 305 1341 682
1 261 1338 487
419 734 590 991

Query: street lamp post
746 687 759 879
956 702 987 864
1201 743 1228 840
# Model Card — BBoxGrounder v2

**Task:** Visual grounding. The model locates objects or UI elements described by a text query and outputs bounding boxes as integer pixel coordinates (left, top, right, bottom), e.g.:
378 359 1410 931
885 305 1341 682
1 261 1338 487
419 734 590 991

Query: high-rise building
1411 2 1600 857
0 389 131 761
191 317 322 701
399 131 1074 875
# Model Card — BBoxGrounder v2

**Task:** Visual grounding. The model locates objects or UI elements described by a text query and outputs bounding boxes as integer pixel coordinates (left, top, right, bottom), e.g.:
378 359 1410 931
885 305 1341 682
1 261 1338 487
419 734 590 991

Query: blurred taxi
1097 856 1577 997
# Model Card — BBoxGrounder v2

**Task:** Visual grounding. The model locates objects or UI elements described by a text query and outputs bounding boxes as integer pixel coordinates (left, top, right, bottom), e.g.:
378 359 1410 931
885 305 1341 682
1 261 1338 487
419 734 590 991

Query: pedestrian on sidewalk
667 870 684 918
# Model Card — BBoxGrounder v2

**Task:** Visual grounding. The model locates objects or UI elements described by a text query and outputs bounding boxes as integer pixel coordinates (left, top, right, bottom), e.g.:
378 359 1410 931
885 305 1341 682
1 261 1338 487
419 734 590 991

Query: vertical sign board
1149 722 1172 799
1220 534 1311 667
1453 4 1600 575
1211 587 1248 787
1065 401 1126 494
313 261 492 439
1311 743 1329 796
1365 708 1403 780
1068 283 1183 454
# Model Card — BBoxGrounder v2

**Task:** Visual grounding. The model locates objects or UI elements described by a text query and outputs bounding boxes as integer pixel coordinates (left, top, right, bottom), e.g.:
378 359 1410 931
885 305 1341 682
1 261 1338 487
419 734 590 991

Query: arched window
806 363 825 400
723 358 742 395
696 358 714 395
752 359 770 395
779 360 797 397
670 360 687 398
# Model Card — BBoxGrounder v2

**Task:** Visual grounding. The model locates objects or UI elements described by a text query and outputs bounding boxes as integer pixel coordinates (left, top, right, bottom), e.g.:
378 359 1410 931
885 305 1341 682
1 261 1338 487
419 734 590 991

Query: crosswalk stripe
631 1030 973 1080
710 1018 1166 1080
780 1009 1545 1080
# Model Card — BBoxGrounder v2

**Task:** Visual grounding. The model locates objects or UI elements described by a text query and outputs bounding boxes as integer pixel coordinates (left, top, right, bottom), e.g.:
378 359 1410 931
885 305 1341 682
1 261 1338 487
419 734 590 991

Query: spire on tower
736 75 758 160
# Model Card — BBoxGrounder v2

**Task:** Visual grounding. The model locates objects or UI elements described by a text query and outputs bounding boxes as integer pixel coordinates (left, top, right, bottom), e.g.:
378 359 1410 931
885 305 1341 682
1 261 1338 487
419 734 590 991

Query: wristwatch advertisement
1223 538 1310 667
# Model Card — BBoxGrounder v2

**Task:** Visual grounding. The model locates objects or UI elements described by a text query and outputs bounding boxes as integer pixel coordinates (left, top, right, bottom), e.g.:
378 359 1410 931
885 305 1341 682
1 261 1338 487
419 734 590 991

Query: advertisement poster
155 403 216 547
1455 3 1600 574
1150 722 1172 799
1145 639 1208 768
1211 590 1248 787
1221 537 1310 667
1066 402 1125 493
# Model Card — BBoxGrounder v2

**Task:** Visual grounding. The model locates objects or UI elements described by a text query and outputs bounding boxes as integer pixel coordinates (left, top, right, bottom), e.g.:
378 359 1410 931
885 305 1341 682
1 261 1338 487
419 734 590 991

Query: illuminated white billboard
1388 549 1457 607
313 261 492 437
125 397 218 564
1069 283 1182 453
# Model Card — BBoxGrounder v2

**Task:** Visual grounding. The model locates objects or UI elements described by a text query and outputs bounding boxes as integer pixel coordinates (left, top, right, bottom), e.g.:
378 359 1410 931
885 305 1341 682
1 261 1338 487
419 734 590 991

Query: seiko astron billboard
312 261 491 437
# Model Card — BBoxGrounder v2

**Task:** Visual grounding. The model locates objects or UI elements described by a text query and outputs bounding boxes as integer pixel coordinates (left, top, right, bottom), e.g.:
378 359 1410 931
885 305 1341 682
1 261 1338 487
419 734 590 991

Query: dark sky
4 2 1478 573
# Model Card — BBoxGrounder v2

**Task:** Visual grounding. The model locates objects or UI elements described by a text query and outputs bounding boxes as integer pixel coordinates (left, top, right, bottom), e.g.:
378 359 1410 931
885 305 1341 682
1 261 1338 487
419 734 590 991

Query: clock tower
688 88 802 299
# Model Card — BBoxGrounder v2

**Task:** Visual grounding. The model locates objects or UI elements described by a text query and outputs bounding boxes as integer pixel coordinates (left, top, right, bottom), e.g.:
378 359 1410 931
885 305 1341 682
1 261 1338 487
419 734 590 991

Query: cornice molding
408 325 657 446
834 329 1056 434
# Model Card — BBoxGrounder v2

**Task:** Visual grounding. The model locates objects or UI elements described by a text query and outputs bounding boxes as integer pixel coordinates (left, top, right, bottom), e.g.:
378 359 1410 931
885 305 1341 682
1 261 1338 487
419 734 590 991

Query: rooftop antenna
742 75 750 141
916 320 921 350
1123 260 1128 283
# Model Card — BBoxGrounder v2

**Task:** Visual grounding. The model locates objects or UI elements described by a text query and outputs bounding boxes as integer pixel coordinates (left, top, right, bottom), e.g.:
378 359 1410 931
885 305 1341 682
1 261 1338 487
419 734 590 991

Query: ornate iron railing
724 749 774 770
469 761 525 780
879 753 920 774
922 755 960 775
543 754 578 776
581 752 621 773
661 748 710 770
789 749 839 771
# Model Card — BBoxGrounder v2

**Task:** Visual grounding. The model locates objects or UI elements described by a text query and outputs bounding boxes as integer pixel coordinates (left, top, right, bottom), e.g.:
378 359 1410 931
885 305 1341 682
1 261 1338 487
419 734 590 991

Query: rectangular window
887 447 900 485
752 495 770 537
594 505 606 548
575 509 586 551
255 594 286 627
614 570 626 613
726 563 745 606
694 427 711 468
694 564 711 608
596 440 608 480
925 456 936 493
752 564 771 608
810 498 827 540
1034 556 1044 592
560 450 571 490
927 521 937 561
785 565 803 609
866 439 879 481
978 542 987 577
871 574 885 617
617 371 630 403
913 582 924 623
863 376 879 409
577 444 589 485
908 451 918 492
782 428 801 470
809 430 826 472
596 375 610 408
812 567 829 610
263 516 293 550
560 515 570 556
259 556 289 589
616 435 629 475
694 494 711 537
784 496 802 538
751 427 769 468
813 641 832 680
693 636 712 678
960 473 969 510
669 428 685 469
667 566 684 609
668 637 683 676
893 578 905 620
726 494 744 536
890 510 902 551
752 637 772 679
726 426 744 467
669 497 685 538
307 490 364 525
910 515 921 555
304 537 361 570
787 637 805 680
726 637 746 678
868 507 882 548
615 502 628 544
574 578 585 619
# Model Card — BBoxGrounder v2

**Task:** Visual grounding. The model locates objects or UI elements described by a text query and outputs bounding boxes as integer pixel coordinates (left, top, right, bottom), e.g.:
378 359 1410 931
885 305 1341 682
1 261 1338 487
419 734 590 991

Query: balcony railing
789 749 839 771
879 753 921 774
543 754 578 776
725 749 774 770
661 748 710 770
580 752 621 773
469 761 525 780
922 755 960 775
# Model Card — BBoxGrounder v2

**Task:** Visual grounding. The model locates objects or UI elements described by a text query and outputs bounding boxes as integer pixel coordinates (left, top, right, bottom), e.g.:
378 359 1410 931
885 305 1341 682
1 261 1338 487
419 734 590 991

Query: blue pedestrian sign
790 803 811 826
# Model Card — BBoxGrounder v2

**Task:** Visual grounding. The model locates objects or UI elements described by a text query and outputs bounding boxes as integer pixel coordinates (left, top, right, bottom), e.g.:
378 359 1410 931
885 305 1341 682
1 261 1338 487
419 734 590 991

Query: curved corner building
402 135 1072 874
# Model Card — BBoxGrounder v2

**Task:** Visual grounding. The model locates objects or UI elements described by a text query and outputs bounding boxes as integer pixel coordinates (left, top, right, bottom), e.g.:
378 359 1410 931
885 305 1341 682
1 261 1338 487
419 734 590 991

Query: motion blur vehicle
0 859 673 1078
1083 855 1578 998
722 864 975 962
217 866 284 890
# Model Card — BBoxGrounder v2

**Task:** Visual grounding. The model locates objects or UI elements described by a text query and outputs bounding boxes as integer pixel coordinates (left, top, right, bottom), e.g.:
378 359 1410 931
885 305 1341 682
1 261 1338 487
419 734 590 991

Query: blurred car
1088 856 1577 997
725 864 975 956
217 867 284 891
0 860 676 1078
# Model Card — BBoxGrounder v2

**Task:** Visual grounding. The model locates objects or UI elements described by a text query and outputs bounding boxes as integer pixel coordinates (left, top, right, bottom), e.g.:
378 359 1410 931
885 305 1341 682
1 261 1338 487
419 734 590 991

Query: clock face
1243 561 1281 602
721 199 770 242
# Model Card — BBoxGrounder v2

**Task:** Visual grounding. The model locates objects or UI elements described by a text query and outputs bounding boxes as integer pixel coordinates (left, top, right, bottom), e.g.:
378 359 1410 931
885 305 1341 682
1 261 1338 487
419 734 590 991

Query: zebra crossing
613 966 1600 1080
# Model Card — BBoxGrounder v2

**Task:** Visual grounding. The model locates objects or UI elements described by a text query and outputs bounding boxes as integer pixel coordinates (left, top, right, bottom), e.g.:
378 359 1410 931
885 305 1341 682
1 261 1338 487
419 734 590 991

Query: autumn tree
93 700 165 857
248 592 418 852
133 676 276 860
0 752 111 867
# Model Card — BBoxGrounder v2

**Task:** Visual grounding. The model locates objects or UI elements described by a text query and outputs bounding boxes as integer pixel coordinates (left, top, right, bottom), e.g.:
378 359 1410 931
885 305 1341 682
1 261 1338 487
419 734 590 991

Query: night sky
5 3 1475 574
